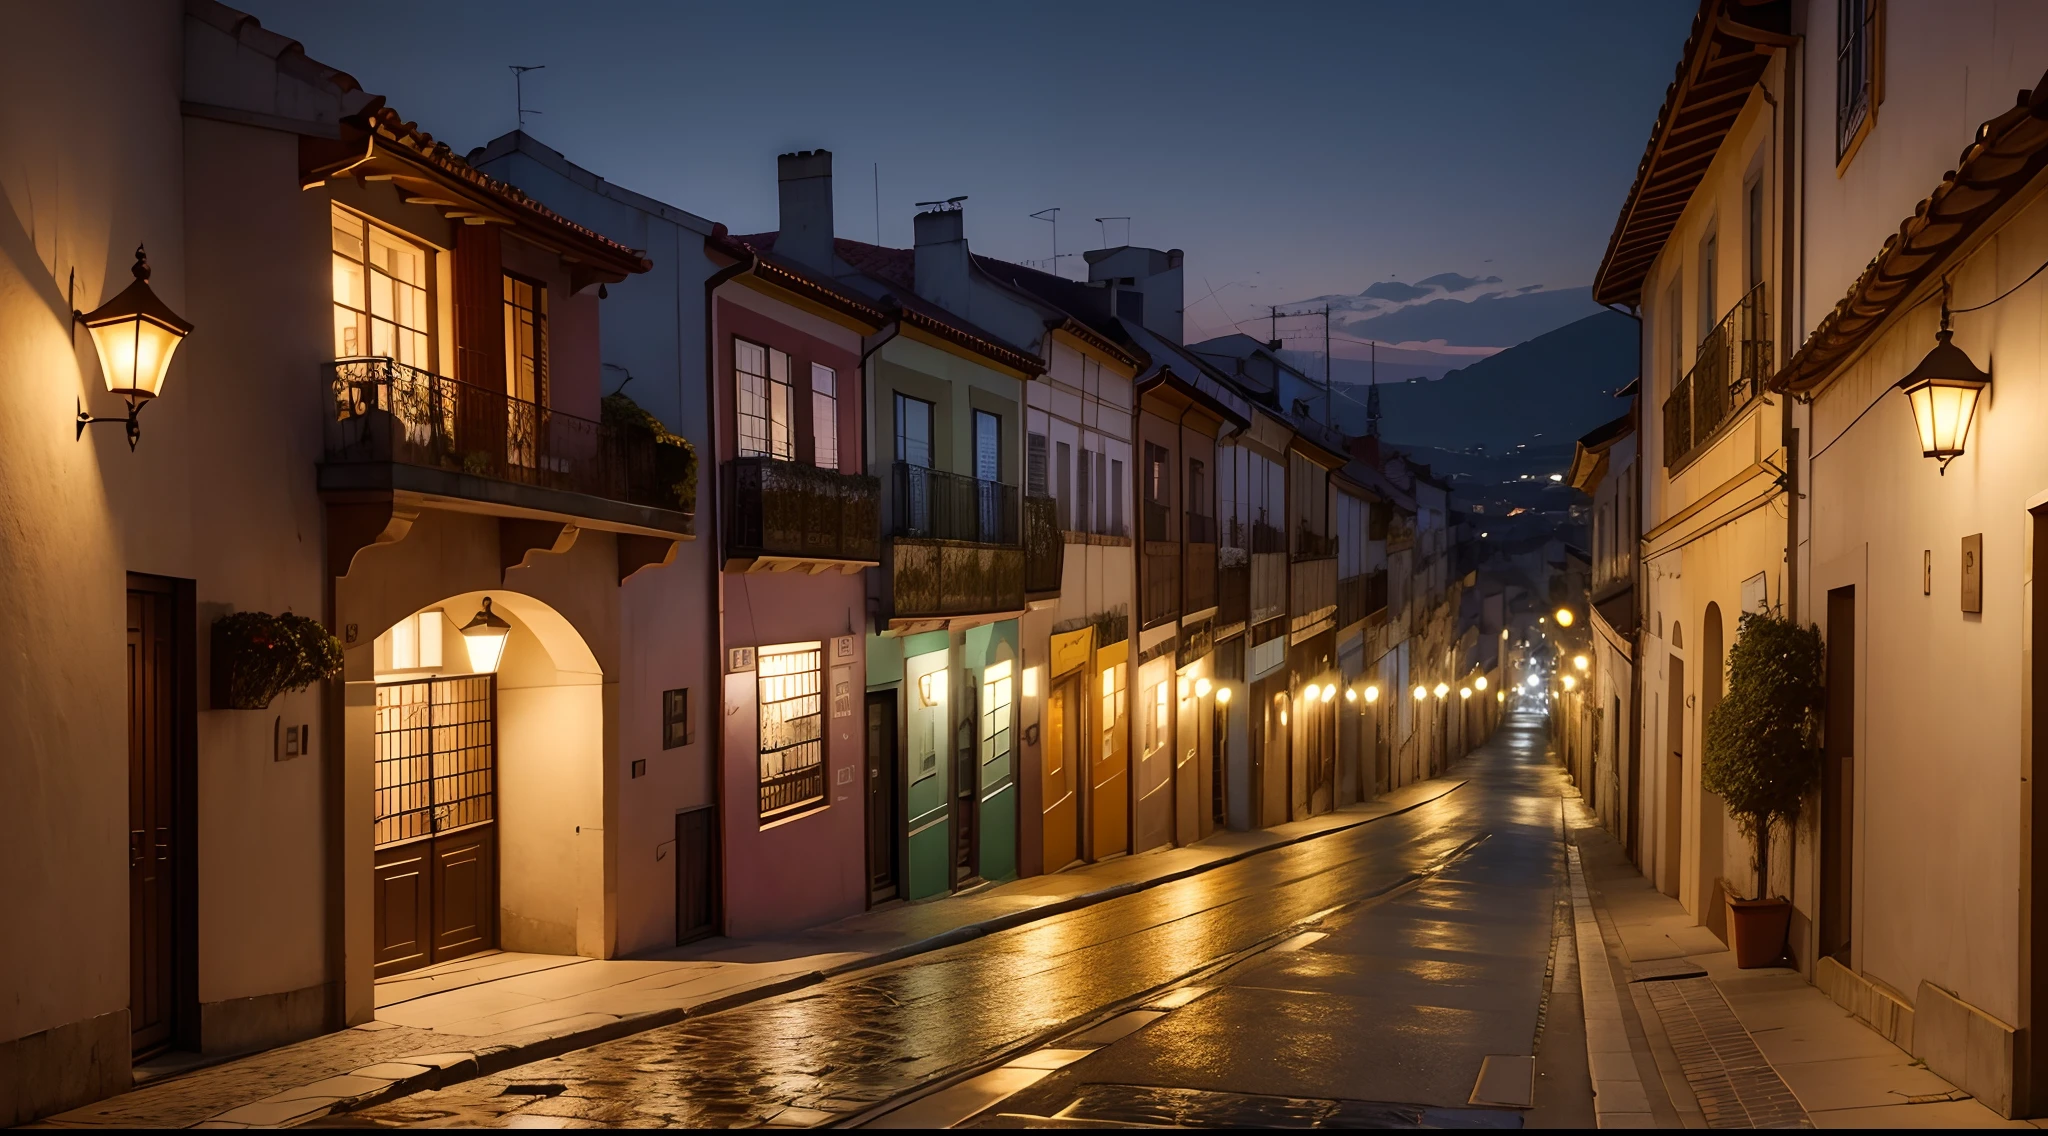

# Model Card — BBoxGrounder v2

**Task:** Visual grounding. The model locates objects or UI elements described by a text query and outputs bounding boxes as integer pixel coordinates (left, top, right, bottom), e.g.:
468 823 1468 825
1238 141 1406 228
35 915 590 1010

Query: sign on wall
1962 533 1983 613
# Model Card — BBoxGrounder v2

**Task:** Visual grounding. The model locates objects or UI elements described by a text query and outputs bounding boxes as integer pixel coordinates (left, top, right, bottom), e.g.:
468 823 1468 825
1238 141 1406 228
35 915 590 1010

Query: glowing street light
1573 654 1589 672
1554 607 1574 627
1433 682 1449 699
1364 685 1380 703
459 597 512 674
1474 675 1488 691
1414 685 1429 701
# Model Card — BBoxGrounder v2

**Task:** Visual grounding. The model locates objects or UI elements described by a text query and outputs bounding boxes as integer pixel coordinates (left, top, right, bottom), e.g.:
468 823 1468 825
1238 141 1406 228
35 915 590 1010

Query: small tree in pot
1701 609 1826 967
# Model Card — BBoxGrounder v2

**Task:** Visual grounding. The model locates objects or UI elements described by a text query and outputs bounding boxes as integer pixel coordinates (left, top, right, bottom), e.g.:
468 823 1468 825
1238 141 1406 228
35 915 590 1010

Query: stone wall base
1817 956 2018 1117
0 1009 130 1126
200 980 334 1057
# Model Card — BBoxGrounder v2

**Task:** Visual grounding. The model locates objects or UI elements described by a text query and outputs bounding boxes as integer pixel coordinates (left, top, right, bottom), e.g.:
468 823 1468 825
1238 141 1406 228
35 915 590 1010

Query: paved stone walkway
1570 803 2030 1129
39 777 1462 1129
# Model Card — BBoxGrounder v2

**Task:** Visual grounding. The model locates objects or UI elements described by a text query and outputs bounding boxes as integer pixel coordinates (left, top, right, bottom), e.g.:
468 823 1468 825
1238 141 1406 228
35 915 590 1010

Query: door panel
432 827 495 961
1091 660 1129 859
128 584 179 1057
373 840 434 977
676 806 718 943
1043 678 1080 870
865 693 900 900
1821 587 1855 962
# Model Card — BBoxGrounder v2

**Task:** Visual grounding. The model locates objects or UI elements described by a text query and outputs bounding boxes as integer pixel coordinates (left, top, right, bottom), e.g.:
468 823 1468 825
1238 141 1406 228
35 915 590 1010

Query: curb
200 778 1466 1128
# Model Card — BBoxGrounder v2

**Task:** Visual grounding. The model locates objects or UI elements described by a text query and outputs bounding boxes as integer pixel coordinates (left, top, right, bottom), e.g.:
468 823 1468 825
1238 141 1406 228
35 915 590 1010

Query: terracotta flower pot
1726 893 1794 968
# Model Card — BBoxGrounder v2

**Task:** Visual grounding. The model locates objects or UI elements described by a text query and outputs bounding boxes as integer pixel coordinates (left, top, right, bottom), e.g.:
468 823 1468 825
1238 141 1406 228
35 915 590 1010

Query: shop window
757 643 824 820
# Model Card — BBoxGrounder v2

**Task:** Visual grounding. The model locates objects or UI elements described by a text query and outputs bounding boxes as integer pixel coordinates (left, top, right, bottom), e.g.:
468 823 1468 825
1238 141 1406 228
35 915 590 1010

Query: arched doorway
364 591 603 978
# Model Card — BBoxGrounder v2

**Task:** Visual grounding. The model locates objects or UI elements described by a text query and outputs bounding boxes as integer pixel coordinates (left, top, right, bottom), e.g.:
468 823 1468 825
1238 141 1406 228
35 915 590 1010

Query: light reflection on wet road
325 709 1563 1129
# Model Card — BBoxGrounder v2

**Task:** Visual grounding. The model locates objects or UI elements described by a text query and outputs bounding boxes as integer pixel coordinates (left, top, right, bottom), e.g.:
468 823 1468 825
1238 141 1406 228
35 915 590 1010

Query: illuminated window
736 339 794 460
374 610 445 675
502 274 547 405
980 661 1014 783
756 642 823 819
331 204 430 367
1100 662 1127 759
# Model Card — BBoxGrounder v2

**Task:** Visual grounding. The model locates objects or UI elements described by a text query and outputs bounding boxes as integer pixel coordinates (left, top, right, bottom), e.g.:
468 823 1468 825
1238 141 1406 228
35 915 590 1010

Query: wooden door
865 693 900 901
1042 677 1080 871
128 583 180 1058
1260 688 1289 828
373 675 498 977
953 678 979 885
1090 660 1129 859
1820 587 1855 962
676 806 719 943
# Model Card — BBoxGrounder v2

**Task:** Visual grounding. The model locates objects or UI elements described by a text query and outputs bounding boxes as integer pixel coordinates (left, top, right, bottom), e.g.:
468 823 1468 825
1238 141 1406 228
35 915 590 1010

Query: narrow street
320 707 1578 1129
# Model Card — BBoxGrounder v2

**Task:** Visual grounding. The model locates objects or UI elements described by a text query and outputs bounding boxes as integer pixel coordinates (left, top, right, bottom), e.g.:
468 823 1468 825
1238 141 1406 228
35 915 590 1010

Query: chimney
776 150 834 270
913 204 972 316
1082 245 1184 344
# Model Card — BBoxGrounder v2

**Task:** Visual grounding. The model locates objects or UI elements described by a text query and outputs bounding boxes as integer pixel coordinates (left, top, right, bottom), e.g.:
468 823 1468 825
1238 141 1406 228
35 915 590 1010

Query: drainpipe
702 237 750 936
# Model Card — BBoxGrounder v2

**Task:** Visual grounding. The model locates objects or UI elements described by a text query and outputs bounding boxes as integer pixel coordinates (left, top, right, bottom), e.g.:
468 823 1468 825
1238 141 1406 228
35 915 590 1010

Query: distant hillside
1368 309 1638 452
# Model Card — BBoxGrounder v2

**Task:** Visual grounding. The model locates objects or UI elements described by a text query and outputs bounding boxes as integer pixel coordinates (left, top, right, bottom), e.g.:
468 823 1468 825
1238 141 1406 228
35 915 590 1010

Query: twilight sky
240 0 1693 345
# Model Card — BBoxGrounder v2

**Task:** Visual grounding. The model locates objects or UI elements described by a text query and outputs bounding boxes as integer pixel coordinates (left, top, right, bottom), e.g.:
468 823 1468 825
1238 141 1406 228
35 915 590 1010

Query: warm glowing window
980 661 1014 783
1100 661 1127 759
756 642 823 819
736 339 794 460
331 205 430 367
503 275 547 405
811 363 839 471
374 610 445 675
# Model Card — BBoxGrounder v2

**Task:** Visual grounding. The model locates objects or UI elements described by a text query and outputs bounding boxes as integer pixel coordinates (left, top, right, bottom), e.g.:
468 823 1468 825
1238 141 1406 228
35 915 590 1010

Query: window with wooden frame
331 204 432 367
1836 0 1883 163
503 274 547 406
756 642 824 820
736 339 794 460
811 363 839 471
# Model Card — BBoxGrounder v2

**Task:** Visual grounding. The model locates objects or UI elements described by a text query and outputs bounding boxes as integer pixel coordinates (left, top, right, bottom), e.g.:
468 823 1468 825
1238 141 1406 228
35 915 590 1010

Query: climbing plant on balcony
1701 610 1825 900
603 391 697 514
213 611 344 710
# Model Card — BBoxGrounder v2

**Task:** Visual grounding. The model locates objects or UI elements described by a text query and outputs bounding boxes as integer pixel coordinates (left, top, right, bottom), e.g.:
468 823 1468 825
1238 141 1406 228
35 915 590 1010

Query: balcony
1663 282 1772 470
322 358 694 535
1218 556 1249 635
886 462 1023 623
1142 545 1181 630
1337 569 1389 629
1024 494 1062 597
1290 555 1337 638
723 456 879 572
1184 511 1217 615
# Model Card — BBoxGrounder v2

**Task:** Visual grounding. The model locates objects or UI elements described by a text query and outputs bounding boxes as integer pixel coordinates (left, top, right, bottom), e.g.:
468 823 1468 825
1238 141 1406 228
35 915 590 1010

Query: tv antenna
1030 208 1060 277
914 196 967 211
510 65 545 128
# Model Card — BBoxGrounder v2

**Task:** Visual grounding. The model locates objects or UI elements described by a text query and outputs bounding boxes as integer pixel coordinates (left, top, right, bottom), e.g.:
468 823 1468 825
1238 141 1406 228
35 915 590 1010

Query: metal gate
373 675 498 976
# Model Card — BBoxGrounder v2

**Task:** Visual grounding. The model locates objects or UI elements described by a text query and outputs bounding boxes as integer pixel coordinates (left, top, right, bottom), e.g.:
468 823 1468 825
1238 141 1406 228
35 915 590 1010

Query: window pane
757 643 825 819
736 339 770 458
896 394 933 467
811 363 838 471
768 349 794 461
975 411 999 482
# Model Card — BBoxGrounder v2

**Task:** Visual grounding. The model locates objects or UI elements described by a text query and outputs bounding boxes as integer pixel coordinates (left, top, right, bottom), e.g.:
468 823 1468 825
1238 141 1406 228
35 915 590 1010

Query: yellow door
1092 656 1129 859
1042 677 1080 871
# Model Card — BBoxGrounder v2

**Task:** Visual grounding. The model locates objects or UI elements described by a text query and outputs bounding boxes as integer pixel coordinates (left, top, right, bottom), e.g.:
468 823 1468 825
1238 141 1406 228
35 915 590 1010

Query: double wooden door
372 676 499 978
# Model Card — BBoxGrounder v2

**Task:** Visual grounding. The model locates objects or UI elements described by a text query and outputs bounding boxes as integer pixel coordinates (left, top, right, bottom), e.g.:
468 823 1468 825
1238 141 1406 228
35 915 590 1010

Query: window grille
373 675 494 848
757 643 825 820
1837 0 1875 158
736 339 794 460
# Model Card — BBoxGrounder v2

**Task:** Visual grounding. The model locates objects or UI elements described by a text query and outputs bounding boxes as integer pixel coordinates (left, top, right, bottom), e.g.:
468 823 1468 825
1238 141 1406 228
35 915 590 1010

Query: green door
904 648 951 899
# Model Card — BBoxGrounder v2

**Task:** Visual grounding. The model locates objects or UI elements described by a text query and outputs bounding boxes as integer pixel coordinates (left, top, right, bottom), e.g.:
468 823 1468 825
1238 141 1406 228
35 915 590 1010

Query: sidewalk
41 776 1464 1130
1566 799 2027 1129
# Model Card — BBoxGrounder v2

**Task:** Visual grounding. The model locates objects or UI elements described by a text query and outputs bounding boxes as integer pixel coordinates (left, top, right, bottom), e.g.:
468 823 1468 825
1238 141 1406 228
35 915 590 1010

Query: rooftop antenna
1095 216 1130 248
914 196 967 212
510 65 545 129
873 163 881 245
1031 208 1059 278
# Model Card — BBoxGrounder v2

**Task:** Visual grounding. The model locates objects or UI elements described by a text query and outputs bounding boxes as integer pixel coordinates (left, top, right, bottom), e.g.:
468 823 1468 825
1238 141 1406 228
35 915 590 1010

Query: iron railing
1143 545 1181 629
891 462 1018 545
760 765 825 820
1184 512 1217 613
724 456 880 564
1024 494 1062 595
1143 499 1171 542
1663 283 1771 470
1337 570 1389 629
325 358 693 519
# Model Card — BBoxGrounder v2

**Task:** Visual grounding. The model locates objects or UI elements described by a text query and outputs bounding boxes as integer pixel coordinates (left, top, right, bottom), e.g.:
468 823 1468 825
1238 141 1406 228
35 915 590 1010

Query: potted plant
213 611 345 710
1701 610 1826 967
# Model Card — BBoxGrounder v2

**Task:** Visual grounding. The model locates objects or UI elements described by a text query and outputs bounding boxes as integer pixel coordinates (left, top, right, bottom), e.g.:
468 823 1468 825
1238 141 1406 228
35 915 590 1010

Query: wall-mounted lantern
1363 684 1380 703
1433 682 1450 699
1554 607 1574 627
1899 309 1991 474
1459 686 1472 700
1194 677 1212 698
1413 685 1428 701
1474 675 1488 692
459 597 512 674
1562 674 1577 692
1215 685 1231 706
1573 654 1590 672
75 246 192 450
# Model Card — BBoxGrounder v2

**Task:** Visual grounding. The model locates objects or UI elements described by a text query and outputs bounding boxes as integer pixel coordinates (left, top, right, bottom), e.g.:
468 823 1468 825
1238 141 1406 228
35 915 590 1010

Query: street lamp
1573 654 1589 672
1899 306 1991 473
1562 674 1576 691
1474 675 1488 691
1554 607 1574 627
74 245 193 449
1459 687 1471 700
1216 685 1232 705
1414 685 1428 701
459 597 513 674
1364 685 1379 703
1195 677 1212 698
1321 682 1337 703
1434 682 1449 699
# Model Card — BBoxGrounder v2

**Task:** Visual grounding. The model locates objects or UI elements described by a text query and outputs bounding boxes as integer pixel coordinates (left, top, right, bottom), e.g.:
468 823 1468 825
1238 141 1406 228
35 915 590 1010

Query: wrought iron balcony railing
1663 282 1771 470
891 462 1018 545
324 358 695 521
723 456 880 565
1024 494 1062 595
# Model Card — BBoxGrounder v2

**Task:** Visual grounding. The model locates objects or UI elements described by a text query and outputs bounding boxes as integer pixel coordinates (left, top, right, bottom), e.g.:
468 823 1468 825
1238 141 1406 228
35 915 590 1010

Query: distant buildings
0 3 1504 1123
